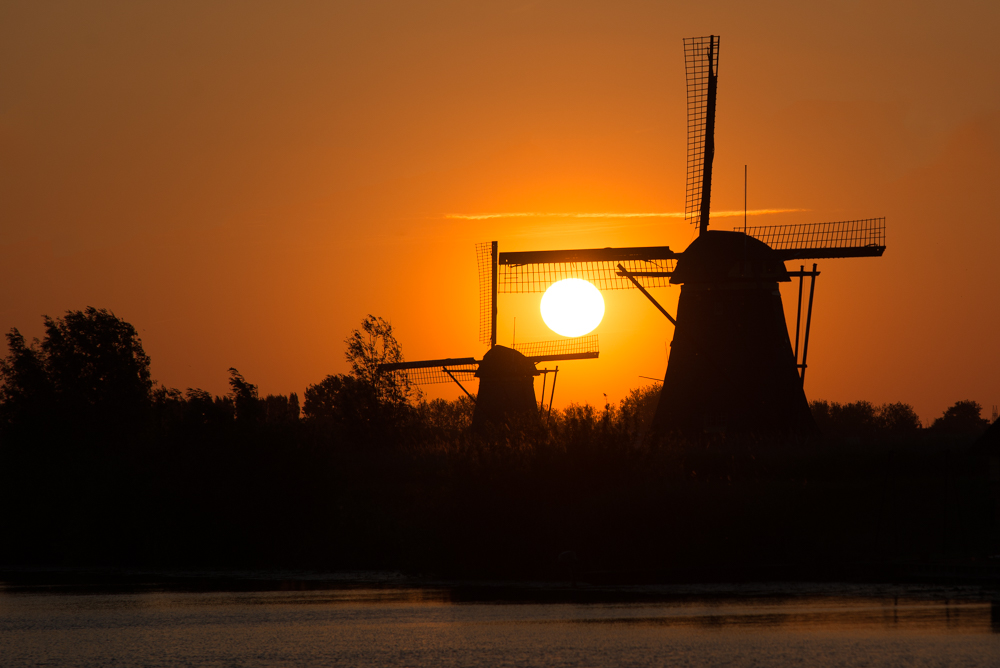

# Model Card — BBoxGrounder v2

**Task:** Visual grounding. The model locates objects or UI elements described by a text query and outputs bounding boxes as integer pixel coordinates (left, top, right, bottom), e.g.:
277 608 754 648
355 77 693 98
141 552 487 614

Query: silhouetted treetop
1 307 152 429
810 400 921 439
0 329 53 425
345 315 417 410
304 374 364 425
263 392 300 424
42 307 151 402
228 368 263 425
930 399 989 437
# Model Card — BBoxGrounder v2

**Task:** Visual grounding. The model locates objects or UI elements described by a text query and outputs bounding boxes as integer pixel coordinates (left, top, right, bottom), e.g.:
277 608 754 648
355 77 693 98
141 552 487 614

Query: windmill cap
475 345 537 379
671 230 790 284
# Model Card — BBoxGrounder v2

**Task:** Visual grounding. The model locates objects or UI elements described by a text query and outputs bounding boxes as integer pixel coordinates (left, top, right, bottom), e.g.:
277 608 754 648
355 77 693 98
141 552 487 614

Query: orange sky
1 1 998 424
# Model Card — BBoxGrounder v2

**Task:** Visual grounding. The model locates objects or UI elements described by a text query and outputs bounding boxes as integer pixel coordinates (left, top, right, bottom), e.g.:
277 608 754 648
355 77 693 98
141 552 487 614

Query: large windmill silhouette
480 35 886 437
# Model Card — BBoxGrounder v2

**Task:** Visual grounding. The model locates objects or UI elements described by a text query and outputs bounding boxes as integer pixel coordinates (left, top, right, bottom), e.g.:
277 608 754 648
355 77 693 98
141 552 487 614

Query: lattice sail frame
475 242 494 345
479 245 677 337
381 334 599 386
742 218 885 252
513 334 599 360
498 259 674 294
684 36 720 228
385 363 479 386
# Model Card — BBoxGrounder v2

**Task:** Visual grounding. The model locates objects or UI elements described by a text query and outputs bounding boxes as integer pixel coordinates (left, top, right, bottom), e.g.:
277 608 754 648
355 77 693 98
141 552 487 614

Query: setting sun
540 278 606 337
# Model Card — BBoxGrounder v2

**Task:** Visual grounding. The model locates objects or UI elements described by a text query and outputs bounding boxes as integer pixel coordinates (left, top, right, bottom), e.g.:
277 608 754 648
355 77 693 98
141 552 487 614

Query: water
1 581 999 667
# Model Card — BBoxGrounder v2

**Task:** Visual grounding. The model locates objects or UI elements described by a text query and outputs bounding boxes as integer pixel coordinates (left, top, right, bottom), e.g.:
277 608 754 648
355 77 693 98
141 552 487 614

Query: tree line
0 307 993 574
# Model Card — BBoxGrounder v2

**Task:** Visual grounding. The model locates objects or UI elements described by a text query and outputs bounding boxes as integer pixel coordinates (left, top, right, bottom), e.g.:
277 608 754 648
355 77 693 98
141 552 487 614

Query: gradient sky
2 1 998 424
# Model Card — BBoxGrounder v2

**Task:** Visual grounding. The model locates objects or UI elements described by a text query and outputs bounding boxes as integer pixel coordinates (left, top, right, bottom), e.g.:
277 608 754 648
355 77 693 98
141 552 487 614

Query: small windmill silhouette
479 35 886 437
379 333 599 432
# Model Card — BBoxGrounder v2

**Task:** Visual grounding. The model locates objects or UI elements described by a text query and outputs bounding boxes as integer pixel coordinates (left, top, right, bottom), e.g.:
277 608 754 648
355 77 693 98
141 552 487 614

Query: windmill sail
684 35 720 235
514 334 599 363
476 244 678 339
742 218 886 260
475 242 497 346
379 335 600 385
379 358 478 385
498 246 678 293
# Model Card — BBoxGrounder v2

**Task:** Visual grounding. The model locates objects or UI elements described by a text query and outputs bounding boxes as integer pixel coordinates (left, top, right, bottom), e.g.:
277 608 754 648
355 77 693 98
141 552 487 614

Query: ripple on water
1 587 999 667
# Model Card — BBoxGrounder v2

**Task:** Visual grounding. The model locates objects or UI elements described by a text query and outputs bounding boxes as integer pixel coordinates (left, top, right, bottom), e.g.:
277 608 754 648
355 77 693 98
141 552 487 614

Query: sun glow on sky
540 279 606 338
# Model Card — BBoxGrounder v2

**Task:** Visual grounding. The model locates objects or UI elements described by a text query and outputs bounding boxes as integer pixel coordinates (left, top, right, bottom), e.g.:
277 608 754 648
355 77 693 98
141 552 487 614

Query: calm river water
1 579 999 667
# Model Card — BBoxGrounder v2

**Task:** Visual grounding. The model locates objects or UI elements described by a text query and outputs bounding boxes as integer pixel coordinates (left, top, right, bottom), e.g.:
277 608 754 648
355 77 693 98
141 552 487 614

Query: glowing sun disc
540 278 605 337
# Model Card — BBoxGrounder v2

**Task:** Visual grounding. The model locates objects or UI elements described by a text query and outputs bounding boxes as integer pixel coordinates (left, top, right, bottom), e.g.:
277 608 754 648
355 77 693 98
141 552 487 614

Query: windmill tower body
652 231 814 436
471 346 540 433
652 37 813 437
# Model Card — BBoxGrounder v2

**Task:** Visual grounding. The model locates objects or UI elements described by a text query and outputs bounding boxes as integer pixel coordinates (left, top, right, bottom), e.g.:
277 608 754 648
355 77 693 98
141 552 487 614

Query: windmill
479 35 886 437
379 334 599 432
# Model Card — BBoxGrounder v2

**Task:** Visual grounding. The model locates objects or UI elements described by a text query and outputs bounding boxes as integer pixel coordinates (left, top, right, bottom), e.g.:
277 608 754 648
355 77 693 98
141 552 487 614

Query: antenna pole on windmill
699 35 718 236
743 164 748 275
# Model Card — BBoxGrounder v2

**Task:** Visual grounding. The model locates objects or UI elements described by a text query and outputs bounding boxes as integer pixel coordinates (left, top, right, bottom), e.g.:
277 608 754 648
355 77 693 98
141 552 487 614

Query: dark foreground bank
2 308 997 580
1 419 996 580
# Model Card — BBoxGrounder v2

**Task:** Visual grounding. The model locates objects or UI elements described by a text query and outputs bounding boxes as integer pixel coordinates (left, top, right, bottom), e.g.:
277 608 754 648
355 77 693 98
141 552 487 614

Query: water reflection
1 585 998 667
563 599 995 633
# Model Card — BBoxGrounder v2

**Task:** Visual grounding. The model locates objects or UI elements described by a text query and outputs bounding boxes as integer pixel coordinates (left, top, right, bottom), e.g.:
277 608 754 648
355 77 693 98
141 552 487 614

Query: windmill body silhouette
654 230 812 435
652 36 811 436
379 335 599 433
481 35 886 438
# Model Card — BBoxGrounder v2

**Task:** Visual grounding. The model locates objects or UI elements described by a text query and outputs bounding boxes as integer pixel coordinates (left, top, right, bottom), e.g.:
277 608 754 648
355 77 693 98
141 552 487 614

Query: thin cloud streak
446 209 808 220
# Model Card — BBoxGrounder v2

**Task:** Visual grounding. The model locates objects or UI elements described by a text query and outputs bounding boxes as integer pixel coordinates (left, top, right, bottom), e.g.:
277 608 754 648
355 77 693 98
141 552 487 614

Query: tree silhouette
0 307 152 431
183 387 235 426
263 393 300 425
930 399 989 436
878 401 922 437
0 330 52 428
344 315 418 420
303 373 372 432
810 399 921 439
228 368 263 425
